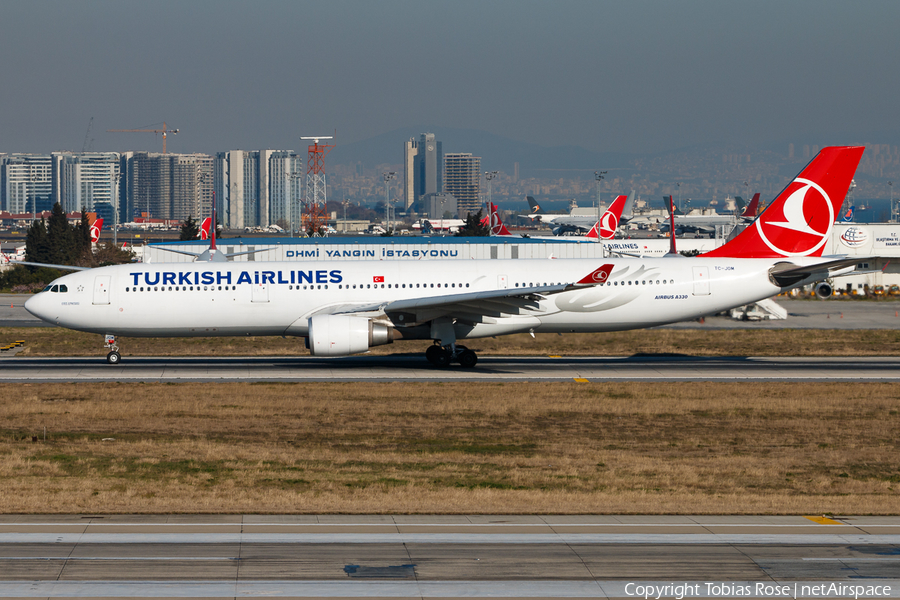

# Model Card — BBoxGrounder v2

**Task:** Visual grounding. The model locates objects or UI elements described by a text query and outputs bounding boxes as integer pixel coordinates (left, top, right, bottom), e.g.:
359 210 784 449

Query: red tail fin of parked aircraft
89 218 103 243
199 217 212 241
741 193 760 218
598 194 628 239
703 146 865 258
489 203 513 236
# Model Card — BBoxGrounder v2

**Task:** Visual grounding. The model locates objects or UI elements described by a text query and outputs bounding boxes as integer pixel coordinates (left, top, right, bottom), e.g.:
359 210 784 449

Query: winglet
576 263 614 285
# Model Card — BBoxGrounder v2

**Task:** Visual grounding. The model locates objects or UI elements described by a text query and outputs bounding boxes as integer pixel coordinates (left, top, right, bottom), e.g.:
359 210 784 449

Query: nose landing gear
425 342 478 368
104 334 121 364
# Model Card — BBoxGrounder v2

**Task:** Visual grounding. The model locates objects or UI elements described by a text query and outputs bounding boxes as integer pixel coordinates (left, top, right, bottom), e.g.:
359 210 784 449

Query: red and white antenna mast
300 135 334 236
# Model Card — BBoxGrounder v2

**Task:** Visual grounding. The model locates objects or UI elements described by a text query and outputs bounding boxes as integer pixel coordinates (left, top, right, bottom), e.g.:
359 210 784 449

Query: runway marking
2 533 900 544
805 515 844 525
548 355 562 358
573 377 589 382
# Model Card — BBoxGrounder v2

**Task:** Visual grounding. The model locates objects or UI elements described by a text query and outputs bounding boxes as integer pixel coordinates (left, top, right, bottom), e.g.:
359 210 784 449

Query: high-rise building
443 153 481 216
1 154 53 214
54 152 120 223
267 151 303 230
123 152 213 222
413 133 442 206
403 138 417 210
214 150 301 230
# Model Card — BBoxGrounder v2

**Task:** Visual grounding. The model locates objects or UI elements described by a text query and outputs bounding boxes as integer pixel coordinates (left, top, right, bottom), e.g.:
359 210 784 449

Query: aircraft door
93 276 111 305
692 266 710 296
252 282 269 303
497 275 508 289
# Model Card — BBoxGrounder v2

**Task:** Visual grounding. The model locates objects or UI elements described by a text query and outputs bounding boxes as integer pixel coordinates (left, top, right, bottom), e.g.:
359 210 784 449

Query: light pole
676 182 682 212
890 181 895 222
382 171 396 232
485 171 499 212
594 170 606 226
342 199 349 232
112 169 122 247
287 168 302 238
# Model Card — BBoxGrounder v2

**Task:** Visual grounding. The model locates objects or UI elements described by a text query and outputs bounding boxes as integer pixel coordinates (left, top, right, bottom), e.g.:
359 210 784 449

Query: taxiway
1 515 899 598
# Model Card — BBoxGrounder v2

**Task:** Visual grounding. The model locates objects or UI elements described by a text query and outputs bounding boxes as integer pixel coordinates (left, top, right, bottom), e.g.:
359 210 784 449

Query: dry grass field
5 326 900 357
1 381 897 514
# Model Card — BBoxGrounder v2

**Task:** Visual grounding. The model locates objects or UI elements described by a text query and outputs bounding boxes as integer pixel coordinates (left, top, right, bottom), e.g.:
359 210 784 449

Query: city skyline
1 1 898 158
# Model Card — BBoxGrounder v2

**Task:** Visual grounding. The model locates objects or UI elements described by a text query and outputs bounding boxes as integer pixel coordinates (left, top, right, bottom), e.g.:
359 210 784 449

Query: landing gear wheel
432 350 452 367
106 351 121 365
458 349 478 368
425 345 444 365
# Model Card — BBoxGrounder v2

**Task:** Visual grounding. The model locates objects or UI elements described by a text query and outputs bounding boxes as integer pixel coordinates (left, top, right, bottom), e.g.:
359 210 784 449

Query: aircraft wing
11 261 91 272
331 265 613 324
768 257 871 287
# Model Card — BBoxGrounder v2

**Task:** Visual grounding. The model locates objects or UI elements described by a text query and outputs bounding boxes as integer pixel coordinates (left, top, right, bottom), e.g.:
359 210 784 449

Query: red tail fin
90 218 103 243
598 194 627 239
703 146 864 258
489 203 513 236
199 217 212 240
741 193 760 218
585 222 600 239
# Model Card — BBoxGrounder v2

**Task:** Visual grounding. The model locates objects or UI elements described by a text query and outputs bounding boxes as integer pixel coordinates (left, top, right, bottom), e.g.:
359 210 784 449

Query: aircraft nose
24 293 50 322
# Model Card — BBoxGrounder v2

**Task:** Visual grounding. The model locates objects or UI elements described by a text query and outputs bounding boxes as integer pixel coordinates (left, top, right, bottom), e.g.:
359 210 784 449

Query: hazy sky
2 0 898 156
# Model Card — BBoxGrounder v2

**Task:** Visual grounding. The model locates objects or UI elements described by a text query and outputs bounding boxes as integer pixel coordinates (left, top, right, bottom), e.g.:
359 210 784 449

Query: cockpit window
50 285 59 293
42 285 53 292
58 284 68 293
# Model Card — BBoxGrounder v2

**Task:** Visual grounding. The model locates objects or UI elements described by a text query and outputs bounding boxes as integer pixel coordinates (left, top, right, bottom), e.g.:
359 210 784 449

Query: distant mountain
327 126 636 176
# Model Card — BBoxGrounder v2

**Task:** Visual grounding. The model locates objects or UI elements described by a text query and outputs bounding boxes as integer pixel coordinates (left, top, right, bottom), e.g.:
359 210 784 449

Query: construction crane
82 117 94 153
107 122 179 154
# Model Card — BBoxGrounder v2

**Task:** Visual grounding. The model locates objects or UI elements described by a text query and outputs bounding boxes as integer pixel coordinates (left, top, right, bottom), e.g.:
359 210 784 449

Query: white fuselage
24 256 798 344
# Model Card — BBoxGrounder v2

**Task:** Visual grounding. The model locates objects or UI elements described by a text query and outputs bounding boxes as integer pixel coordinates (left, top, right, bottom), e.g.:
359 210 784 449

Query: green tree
93 241 134 266
47 203 75 264
180 216 199 240
25 218 50 264
454 209 489 237
75 212 92 259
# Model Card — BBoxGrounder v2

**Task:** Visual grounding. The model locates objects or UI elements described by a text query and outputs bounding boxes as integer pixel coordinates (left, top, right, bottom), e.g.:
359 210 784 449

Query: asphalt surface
1 515 898 598
2 354 900 382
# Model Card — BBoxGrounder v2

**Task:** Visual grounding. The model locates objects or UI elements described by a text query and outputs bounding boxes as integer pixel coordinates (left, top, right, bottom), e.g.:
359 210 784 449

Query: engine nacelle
307 314 393 356
814 281 833 299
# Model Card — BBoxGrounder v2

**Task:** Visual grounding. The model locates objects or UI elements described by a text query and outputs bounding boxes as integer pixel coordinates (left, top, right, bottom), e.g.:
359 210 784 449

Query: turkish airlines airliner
25 147 866 367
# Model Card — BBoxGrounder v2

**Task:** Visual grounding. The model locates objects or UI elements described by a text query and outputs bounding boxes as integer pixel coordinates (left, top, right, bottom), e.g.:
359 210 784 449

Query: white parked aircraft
25 147 865 367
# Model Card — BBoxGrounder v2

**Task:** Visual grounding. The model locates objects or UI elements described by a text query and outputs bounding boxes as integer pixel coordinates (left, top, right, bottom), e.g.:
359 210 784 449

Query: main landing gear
104 334 121 364
425 342 478 368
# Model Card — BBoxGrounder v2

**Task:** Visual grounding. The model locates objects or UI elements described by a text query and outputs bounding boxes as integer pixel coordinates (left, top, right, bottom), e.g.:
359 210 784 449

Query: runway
1 515 899 598
2 354 900 382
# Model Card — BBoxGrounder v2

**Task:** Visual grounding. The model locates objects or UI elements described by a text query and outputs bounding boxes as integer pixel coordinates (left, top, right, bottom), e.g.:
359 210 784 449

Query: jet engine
307 314 393 356
814 281 833 299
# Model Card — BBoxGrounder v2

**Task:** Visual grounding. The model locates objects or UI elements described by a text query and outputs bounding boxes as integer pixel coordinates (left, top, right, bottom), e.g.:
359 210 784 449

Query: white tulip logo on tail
756 178 833 257
90 218 103 243
599 211 618 239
